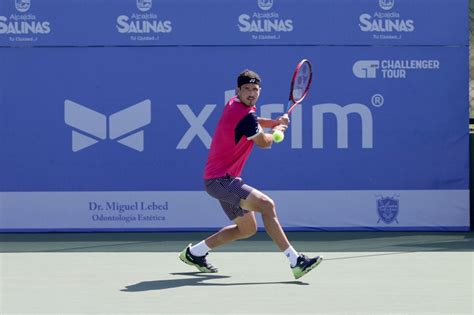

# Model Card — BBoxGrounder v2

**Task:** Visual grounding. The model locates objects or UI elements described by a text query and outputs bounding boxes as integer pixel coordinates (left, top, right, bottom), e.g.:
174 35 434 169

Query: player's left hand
276 115 290 126
273 124 288 133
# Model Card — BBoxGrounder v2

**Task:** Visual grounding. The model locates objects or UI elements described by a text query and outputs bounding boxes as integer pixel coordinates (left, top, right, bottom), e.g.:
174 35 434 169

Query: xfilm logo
379 0 394 10
15 0 30 12
353 60 379 79
177 91 378 150
353 59 440 79
137 0 152 12
258 0 273 11
313 103 373 149
64 100 151 152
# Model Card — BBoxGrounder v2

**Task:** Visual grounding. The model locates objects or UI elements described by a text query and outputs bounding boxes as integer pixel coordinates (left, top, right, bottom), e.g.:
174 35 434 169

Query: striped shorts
204 175 254 220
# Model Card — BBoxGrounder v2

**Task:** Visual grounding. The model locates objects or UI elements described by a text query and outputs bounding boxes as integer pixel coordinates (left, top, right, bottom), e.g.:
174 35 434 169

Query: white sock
284 246 299 267
189 241 211 257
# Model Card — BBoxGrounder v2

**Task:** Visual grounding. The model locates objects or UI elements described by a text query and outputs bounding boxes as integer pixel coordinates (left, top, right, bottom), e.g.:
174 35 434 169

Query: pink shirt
204 96 261 179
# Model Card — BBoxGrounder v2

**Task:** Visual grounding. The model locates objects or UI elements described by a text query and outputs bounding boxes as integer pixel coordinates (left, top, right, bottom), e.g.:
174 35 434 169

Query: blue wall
0 0 470 231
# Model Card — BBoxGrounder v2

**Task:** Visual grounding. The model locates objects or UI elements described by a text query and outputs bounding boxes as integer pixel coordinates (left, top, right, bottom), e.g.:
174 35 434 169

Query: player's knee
244 225 258 238
258 194 274 208
239 223 257 239
260 196 276 216
239 229 257 239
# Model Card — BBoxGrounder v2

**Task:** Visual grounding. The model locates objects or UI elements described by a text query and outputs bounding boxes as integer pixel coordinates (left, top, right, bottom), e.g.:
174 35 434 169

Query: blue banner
0 46 468 191
0 0 468 47
0 0 469 231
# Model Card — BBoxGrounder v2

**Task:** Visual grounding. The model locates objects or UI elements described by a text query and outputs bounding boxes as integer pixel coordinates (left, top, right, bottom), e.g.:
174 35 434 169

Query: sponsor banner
0 190 469 231
0 46 468 193
0 0 54 45
0 0 468 47
342 0 468 45
0 0 177 46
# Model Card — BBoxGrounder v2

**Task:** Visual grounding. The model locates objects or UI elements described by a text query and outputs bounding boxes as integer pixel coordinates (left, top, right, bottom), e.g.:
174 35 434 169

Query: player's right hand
278 114 290 126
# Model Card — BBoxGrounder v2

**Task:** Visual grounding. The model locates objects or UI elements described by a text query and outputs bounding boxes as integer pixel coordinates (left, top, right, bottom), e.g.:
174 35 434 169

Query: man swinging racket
179 67 322 279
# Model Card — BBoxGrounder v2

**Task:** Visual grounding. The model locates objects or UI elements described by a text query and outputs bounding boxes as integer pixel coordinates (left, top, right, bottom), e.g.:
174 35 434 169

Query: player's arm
238 113 288 148
252 131 274 148
252 124 288 148
257 116 290 128
237 112 271 148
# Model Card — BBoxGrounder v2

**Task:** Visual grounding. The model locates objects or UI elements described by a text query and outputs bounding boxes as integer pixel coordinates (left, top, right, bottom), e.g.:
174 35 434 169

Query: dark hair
237 69 261 87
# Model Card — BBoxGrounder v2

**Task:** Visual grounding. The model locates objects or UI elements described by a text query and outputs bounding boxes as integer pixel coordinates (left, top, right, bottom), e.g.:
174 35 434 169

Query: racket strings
292 65 310 101
287 59 313 115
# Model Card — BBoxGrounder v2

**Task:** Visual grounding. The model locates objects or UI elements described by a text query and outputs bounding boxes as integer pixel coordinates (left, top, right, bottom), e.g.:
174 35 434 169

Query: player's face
237 83 261 106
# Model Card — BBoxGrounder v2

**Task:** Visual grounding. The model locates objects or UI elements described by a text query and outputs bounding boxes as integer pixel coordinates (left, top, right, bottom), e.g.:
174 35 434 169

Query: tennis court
1 1 473 314
1 231 472 314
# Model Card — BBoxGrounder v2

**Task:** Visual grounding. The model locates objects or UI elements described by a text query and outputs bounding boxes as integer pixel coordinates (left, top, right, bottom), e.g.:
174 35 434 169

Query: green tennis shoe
291 254 323 279
179 243 218 273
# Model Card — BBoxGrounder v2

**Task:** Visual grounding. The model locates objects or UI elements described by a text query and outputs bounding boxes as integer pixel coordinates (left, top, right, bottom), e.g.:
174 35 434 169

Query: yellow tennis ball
272 130 285 143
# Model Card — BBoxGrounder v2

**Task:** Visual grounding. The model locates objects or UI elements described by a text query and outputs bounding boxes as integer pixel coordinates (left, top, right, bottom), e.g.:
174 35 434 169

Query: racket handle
282 113 290 126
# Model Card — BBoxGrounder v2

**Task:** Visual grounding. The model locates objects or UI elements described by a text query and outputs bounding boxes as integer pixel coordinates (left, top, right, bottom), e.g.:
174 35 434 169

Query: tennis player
179 69 322 279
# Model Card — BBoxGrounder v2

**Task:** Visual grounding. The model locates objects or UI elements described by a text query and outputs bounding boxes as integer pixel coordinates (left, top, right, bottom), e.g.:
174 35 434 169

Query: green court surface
1 232 473 314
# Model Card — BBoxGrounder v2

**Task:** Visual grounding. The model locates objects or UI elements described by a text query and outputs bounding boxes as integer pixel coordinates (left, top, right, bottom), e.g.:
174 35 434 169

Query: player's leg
240 188 323 279
179 176 257 272
204 211 257 249
179 212 257 273
239 188 289 251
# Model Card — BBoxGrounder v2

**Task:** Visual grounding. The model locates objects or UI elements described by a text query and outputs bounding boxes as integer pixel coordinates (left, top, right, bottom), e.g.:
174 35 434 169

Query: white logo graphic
258 0 273 11
116 0 172 40
313 104 373 149
379 0 395 10
136 0 152 12
238 0 293 40
353 59 440 79
353 60 380 78
15 0 30 13
176 105 214 149
371 94 385 107
64 100 151 152
0 0 51 40
359 14 414 34
176 91 375 150
359 0 414 39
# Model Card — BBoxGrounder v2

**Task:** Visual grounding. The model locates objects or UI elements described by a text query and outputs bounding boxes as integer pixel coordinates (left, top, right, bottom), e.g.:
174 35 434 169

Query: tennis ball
272 130 285 143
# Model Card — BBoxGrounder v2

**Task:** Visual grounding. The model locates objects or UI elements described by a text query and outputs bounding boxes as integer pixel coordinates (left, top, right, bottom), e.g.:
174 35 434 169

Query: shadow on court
121 272 308 292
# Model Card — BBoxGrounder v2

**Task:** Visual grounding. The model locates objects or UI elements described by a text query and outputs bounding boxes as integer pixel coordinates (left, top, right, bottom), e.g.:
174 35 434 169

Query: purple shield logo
376 195 399 224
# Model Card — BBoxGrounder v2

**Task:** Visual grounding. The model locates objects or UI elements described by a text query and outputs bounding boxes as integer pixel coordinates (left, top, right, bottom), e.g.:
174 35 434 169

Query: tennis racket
283 59 313 119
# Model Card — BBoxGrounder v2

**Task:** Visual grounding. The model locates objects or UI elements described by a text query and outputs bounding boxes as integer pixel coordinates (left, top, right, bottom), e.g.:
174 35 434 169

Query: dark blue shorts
204 176 254 220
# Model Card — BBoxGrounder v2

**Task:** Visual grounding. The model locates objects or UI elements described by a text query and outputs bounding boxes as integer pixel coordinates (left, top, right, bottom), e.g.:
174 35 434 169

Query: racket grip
281 113 290 126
